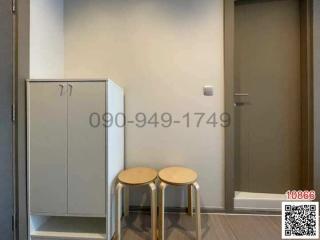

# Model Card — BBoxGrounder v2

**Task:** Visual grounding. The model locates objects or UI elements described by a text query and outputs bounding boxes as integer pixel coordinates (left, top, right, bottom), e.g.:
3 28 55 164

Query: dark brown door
235 0 301 193
0 0 14 238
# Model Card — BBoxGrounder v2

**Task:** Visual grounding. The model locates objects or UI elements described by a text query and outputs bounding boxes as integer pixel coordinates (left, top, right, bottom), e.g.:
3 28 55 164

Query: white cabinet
27 79 124 240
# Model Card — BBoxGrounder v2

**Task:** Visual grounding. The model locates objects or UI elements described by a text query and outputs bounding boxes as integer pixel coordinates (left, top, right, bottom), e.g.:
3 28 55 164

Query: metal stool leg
159 181 167 240
116 182 124 240
124 187 129 217
149 182 157 240
188 184 193 216
192 182 201 240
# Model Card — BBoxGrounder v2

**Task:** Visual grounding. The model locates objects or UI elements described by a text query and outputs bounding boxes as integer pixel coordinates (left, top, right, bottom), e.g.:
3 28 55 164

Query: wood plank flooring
121 212 283 240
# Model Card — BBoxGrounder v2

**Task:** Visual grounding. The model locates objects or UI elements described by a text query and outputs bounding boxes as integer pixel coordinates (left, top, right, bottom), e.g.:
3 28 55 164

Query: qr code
282 202 319 239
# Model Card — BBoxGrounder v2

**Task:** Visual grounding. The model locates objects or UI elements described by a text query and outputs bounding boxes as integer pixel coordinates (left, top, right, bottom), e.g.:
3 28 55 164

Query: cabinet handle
68 84 73 96
234 93 249 96
58 84 64 96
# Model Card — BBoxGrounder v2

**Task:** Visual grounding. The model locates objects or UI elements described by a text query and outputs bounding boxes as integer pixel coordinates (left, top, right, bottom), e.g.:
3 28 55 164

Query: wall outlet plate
203 85 213 96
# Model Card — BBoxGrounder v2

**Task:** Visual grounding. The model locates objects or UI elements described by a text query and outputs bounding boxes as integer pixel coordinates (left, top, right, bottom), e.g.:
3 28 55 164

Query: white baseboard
234 191 287 211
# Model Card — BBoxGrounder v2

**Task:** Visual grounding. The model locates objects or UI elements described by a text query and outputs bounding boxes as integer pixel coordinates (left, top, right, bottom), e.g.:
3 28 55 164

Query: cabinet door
67 82 106 216
29 82 68 214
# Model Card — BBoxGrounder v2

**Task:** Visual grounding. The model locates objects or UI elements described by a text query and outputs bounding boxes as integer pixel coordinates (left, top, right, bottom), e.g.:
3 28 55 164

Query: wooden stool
158 167 201 240
116 167 158 240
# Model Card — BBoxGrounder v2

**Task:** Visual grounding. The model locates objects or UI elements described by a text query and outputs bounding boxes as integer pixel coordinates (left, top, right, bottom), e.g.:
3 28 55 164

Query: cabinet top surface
26 78 110 82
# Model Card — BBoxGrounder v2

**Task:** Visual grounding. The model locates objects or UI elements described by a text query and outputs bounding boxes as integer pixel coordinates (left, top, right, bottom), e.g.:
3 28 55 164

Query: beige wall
34 0 225 208
30 0 64 78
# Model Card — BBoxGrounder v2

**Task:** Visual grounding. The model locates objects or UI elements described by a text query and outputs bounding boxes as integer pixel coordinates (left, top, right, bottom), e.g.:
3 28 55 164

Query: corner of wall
30 0 65 79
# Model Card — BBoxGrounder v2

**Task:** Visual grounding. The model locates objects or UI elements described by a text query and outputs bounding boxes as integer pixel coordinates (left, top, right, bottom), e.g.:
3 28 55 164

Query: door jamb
224 0 235 212
16 0 30 239
300 0 314 190
223 0 314 212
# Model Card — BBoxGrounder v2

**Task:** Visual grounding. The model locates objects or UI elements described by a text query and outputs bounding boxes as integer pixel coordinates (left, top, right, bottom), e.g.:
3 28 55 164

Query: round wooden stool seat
118 167 157 186
158 167 198 186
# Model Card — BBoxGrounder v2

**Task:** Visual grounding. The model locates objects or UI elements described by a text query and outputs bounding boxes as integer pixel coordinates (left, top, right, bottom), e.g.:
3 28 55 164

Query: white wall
30 0 64 78
64 0 224 208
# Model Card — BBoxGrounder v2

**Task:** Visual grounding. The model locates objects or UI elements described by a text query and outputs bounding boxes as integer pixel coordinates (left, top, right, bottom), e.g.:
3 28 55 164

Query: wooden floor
121 212 283 240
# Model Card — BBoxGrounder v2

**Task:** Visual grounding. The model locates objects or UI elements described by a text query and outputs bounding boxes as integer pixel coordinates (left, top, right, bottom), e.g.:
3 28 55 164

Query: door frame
224 0 315 212
16 0 30 239
0 0 16 238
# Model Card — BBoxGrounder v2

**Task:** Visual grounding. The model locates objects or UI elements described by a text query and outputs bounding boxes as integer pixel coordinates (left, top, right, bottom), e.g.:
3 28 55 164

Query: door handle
234 93 249 96
234 102 246 107
68 84 73 96
58 84 64 96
